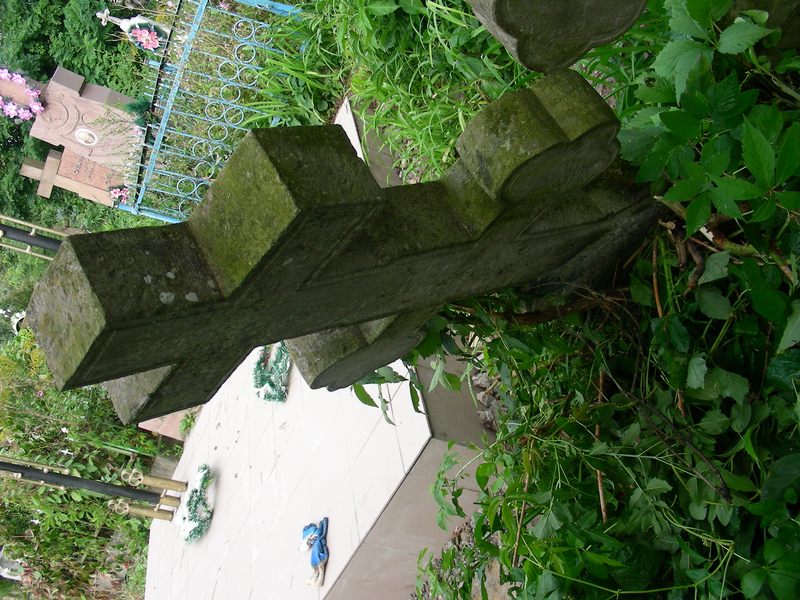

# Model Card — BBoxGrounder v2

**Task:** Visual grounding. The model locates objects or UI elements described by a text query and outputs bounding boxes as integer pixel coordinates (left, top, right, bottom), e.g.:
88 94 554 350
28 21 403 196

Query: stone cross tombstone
466 0 646 72
20 149 123 207
28 70 662 424
19 66 141 206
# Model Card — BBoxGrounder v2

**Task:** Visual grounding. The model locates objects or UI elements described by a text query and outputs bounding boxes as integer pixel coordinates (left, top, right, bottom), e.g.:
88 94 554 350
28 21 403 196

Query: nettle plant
415 2 800 599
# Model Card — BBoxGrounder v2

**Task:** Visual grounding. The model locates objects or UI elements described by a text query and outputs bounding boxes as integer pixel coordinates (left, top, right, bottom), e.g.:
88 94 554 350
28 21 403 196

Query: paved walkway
145 348 431 599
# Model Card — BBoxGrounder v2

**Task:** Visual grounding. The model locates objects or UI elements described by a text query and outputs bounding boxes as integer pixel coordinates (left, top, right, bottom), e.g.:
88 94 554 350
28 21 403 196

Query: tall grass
247 0 530 181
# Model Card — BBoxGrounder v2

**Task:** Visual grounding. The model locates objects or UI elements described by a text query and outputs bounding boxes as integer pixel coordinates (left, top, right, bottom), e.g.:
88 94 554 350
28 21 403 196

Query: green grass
245 0 529 181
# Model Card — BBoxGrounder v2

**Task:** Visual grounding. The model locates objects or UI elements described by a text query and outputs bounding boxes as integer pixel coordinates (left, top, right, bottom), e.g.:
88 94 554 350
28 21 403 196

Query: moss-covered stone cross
27 70 660 423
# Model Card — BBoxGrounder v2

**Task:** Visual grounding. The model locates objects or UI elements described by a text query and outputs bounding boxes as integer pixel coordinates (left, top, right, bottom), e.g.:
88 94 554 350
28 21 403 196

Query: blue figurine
299 517 329 587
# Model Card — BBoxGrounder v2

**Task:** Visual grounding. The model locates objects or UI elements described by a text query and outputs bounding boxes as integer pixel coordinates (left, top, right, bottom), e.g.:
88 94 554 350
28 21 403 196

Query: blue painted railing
126 0 300 222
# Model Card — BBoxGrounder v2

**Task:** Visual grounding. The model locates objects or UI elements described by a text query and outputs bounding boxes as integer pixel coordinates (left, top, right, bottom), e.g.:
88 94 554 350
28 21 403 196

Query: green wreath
253 342 292 402
183 464 213 543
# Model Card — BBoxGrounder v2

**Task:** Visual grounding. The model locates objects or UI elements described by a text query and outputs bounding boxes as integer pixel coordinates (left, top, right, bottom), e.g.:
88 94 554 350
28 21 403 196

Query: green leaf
653 39 713 102
379 392 395 425
764 538 784 563
761 453 800 501
685 193 712 234
749 195 777 222
721 469 757 492
352 384 378 407
661 109 703 139
767 571 800 599
698 409 730 434
777 191 800 211
698 251 730 284
663 178 706 202
741 9 769 26
714 368 749 403
711 176 764 200
709 0 732 21
766 349 800 390
743 119 776 188
398 0 425 15
687 354 708 388
667 315 691 352
376 366 406 383
718 19 772 54
777 123 800 184
408 384 423 414
646 478 672 494
701 146 731 177
751 288 787 323
689 500 708 519
777 300 800 353
366 0 399 15
696 285 732 319
731 401 752 432
710 186 743 217
742 569 767 598
667 0 710 39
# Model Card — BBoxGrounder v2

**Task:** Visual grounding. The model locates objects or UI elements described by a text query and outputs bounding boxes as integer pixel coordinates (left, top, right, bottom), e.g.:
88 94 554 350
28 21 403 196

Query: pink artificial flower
10 73 25 85
219 1 231 10
17 108 32 121
35 390 44 398
26 87 40 98
29 101 44 114
0 69 10 81
2 103 17 117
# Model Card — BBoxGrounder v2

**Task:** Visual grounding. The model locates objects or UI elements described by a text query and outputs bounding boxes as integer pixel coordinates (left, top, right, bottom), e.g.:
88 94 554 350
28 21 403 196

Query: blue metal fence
123 0 299 223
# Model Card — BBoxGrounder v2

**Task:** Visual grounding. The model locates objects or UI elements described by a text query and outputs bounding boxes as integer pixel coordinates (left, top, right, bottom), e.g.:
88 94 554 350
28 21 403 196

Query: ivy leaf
777 301 800 353
687 354 708 388
743 120 776 188
698 251 730 284
685 192 712 234
698 409 730 434
718 20 772 54
696 285 732 319
653 39 713 102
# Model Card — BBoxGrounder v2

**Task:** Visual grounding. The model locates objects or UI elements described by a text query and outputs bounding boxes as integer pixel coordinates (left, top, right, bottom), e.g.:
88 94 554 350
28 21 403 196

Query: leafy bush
413 1 800 598
0 330 169 596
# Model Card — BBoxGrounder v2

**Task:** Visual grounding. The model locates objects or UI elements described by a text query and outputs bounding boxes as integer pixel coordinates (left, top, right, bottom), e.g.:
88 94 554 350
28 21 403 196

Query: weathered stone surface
467 0 646 72
28 69 660 423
